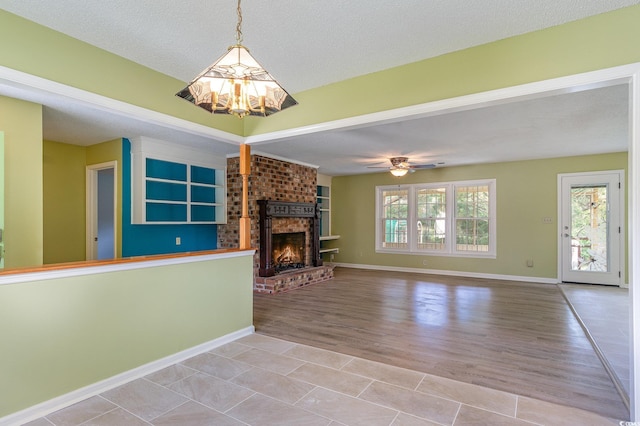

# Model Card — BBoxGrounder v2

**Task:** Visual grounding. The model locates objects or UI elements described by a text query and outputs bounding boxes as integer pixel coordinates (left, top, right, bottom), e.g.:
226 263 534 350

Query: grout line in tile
411 377 522 420
141 376 197 404
338 357 355 372
450 402 462 426
291 384 320 406
81 405 149 426
32 332 618 426
220 390 258 416
146 398 192 424
413 373 427 391
149 374 219 418
292 380 411 422
288 355 353 370
354 378 375 399
388 411 400 426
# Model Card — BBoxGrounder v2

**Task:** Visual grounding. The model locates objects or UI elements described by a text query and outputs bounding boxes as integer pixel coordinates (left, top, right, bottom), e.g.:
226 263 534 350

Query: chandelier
175 0 297 118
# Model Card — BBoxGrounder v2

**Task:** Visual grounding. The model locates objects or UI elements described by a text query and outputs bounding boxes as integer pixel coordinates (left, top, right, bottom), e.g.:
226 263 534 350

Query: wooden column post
313 203 323 267
239 144 251 249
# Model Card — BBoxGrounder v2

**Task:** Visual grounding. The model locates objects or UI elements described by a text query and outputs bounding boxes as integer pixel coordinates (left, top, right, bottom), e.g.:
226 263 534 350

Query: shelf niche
131 137 227 224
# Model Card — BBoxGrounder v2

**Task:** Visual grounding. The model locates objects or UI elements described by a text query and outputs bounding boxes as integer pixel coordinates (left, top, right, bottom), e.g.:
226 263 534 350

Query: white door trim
86 161 118 261
629 65 640 421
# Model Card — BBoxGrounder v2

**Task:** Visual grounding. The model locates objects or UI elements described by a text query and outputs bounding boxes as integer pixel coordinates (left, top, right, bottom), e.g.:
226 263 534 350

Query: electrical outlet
330 254 335 261
526 259 534 267
176 237 181 245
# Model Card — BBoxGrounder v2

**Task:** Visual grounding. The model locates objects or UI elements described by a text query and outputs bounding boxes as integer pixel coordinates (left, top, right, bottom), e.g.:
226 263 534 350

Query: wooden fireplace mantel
258 200 322 277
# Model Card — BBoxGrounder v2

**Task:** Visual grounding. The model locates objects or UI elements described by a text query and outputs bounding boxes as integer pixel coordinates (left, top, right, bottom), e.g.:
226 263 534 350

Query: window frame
377 186 411 251
375 179 496 258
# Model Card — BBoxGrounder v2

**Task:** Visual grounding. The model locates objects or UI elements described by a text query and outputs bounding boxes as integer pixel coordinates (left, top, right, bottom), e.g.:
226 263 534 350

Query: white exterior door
559 171 623 285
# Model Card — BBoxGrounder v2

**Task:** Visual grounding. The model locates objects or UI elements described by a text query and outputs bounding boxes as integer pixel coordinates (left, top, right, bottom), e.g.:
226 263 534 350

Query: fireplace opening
272 232 305 273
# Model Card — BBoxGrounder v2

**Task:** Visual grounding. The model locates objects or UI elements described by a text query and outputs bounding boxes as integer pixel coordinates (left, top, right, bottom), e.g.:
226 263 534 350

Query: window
376 179 496 257
417 187 446 250
455 184 490 252
380 188 409 249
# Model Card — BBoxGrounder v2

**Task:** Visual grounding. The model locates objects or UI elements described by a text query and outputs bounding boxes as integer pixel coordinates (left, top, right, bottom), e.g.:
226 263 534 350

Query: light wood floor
253 267 629 420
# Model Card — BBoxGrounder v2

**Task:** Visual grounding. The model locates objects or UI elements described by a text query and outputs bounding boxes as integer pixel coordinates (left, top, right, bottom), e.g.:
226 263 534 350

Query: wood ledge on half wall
0 247 257 277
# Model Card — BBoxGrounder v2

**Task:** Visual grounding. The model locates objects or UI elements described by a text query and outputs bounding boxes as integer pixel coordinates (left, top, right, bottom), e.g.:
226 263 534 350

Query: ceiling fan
368 157 440 176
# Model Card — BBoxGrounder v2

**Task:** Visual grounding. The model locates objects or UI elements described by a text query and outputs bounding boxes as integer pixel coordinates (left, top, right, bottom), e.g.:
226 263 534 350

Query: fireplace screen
272 232 305 273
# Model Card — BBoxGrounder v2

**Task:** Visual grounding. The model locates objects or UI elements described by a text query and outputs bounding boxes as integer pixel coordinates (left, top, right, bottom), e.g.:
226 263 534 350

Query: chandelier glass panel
176 0 297 118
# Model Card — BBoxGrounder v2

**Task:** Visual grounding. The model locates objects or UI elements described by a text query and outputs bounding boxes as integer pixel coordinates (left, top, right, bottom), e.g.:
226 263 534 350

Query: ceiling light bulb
390 167 409 177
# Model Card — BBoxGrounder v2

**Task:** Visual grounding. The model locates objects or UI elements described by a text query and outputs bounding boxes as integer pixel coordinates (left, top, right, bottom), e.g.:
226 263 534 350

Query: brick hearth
218 154 334 293
254 265 335 294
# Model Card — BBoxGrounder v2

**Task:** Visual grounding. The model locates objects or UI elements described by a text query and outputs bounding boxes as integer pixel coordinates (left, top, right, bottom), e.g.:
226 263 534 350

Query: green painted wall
2 6 640 138
42 139 124 264
244 4 640 135
0 96 43 268
0 9 243 137
0 253 254 418
86 139 124 258
330 153 627 279
43 141 86 264
0 132 4 269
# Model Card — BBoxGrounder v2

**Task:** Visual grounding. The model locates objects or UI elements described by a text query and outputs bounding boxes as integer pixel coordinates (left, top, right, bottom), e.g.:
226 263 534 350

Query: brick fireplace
218 154 334 293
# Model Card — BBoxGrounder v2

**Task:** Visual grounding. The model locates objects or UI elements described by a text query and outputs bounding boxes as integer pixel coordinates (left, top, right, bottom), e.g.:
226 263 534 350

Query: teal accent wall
121 139 218 256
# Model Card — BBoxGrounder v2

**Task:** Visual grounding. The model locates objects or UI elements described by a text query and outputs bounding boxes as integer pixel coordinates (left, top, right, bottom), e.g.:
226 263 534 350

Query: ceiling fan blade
366 158 442 171
408 164 436 169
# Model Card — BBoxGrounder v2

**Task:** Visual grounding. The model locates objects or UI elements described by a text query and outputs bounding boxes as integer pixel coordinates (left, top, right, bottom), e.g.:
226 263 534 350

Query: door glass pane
570 185 608 272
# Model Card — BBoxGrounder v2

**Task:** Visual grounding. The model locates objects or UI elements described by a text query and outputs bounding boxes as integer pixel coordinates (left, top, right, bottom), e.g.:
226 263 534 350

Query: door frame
557 170 625 286
86 161 118 260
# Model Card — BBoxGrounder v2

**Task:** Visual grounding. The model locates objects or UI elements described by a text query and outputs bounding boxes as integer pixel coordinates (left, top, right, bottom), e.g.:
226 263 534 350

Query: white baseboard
333 262 558 285
0 326 255 426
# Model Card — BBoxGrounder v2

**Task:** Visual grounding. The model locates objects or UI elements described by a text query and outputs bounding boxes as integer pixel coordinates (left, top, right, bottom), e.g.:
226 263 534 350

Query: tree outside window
455 185 490 252
381 189 408 249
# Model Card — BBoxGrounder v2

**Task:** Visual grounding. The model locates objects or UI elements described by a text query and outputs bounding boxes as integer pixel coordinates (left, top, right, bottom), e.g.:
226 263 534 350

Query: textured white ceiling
0 1 635 175
1 0 638 93
255 84 629 175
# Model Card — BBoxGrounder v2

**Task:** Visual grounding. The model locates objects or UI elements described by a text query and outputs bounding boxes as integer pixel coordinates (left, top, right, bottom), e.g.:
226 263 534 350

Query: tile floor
559 283 630 397
25 333 618 426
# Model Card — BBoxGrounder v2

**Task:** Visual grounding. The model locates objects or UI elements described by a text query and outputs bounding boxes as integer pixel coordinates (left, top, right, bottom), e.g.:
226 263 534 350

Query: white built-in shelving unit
317 174 339 258
131 137 227 224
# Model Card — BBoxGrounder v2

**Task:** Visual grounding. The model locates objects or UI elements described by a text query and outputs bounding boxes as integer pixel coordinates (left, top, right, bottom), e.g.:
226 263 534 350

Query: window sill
375 249 496 259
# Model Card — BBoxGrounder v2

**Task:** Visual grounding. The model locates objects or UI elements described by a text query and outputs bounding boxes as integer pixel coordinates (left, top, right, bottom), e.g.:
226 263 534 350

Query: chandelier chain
236 0 243 45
